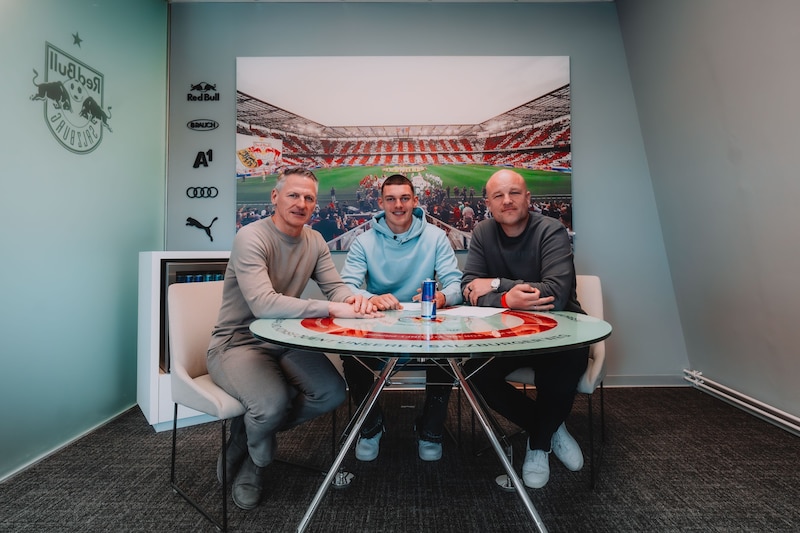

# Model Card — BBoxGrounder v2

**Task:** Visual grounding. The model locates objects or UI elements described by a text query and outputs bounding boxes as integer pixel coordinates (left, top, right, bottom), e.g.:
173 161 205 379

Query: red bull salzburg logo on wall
30 42 111 154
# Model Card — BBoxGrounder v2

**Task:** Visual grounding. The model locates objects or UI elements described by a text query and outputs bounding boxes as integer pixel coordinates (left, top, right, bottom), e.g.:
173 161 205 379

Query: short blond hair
275 167 318 192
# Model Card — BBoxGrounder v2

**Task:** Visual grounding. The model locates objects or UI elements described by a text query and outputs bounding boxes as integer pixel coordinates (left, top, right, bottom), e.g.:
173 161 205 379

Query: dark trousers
342 356 453 443
463 347 589 451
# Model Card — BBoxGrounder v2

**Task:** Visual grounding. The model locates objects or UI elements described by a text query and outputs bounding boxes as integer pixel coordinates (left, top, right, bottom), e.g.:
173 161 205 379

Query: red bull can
421 279 436 320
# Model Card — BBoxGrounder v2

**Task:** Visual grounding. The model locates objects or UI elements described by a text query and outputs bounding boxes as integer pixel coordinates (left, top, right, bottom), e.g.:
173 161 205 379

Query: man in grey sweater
207 167 381 510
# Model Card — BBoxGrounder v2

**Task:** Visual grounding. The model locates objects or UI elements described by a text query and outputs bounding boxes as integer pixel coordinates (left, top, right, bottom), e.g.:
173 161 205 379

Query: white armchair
168 280 245 531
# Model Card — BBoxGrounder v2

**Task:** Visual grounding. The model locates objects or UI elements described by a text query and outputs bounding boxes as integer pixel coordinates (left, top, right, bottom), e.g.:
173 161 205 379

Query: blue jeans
208 331 346 466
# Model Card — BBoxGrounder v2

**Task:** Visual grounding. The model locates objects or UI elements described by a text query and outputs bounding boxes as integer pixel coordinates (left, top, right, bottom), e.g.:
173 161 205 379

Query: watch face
491 278 500 290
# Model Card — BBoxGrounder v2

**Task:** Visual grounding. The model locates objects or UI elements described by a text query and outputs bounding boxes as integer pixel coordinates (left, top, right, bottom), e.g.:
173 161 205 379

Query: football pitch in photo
236 164 572 206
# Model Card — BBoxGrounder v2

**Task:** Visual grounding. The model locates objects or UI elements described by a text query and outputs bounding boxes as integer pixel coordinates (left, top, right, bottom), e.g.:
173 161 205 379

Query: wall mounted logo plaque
30 42 111 154
186 216 218 242
186 186 219 199
193 149 213 168
188 82 220 102
187 119 219 131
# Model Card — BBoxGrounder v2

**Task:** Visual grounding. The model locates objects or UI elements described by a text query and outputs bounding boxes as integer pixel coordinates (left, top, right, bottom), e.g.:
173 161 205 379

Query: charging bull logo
188 81 220 102
79 96 113 132
30 72 72 111
30 42 111 154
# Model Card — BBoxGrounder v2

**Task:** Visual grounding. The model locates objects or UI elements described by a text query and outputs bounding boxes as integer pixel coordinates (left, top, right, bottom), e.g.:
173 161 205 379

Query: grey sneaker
355 428 383 461
522 445 550 489
551 423 584 471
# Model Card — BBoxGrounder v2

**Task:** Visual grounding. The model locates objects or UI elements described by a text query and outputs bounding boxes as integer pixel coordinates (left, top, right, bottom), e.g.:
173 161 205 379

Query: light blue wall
167 2 688 385
0 0 167 480
616 0 800 417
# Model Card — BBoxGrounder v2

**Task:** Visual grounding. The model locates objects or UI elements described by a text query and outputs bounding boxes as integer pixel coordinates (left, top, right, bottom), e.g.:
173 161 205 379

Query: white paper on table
396 302 504 318
438 306 505 318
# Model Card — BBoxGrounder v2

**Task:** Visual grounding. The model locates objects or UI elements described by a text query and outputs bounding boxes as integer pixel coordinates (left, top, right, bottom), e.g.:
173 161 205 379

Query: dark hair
381 174 413 194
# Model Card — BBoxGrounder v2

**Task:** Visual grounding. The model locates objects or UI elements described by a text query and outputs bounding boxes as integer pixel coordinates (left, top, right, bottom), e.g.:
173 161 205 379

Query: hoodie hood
372 206 426 244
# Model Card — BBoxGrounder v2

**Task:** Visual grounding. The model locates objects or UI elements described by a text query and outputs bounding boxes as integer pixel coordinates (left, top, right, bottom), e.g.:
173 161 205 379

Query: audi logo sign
186 186 219 198
187 119 219 131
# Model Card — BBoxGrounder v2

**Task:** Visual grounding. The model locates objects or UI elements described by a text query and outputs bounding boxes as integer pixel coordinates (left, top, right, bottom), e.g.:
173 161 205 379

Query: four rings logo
187 119 219 131
186 186 219 199
30 42 111 154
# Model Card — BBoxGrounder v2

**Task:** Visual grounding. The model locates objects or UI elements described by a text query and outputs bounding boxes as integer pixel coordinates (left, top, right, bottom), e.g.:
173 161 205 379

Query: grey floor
1 387 799 532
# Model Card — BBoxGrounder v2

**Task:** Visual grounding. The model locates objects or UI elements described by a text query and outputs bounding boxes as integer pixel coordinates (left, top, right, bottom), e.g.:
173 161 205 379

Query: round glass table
251 308 611 533
251 308 610 356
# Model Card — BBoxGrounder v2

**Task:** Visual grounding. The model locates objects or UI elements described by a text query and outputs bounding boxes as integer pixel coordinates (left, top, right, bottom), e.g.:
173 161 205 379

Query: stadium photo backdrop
235 56 572 251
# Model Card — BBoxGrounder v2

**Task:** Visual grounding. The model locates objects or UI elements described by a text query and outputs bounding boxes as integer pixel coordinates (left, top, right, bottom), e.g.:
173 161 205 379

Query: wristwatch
490 278 501 292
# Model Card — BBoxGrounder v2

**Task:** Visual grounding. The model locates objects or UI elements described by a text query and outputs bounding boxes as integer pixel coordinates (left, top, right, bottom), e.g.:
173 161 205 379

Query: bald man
461 169 589 489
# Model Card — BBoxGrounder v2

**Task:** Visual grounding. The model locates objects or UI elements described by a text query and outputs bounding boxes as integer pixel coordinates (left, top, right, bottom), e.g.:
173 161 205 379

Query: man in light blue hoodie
339 174 463 462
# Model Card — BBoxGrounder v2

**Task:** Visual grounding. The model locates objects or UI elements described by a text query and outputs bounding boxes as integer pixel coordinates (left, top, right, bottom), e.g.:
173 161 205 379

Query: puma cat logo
186 216 218 242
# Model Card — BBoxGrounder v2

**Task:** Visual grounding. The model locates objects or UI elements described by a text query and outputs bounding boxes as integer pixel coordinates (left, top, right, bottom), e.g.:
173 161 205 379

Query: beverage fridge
137 251 230 430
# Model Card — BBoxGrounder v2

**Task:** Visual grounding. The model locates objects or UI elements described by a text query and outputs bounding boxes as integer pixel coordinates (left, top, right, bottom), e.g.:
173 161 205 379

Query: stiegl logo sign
30 42 111 154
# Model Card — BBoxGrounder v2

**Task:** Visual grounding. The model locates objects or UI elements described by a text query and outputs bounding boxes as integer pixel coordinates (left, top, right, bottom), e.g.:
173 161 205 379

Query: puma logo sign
186 216 218 242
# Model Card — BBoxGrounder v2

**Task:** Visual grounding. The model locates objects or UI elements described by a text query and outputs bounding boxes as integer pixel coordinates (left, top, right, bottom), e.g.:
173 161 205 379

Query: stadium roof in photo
236 56 570 139
237 85 570 140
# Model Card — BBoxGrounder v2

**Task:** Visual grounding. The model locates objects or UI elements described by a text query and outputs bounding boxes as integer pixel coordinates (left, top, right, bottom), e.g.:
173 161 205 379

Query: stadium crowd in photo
235 85 573 251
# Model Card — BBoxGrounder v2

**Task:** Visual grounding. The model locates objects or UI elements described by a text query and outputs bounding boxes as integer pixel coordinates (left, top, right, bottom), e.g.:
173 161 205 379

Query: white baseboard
603 374 688 387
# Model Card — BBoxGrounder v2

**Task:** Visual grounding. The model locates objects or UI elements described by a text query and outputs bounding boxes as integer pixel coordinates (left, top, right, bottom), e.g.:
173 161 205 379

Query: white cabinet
137 251 229 431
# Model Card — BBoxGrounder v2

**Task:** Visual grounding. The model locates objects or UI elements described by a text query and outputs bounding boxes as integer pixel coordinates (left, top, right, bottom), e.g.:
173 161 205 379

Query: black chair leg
587 393 595 490
600 382 606 442
221 418 229 532
170 404 178 484
170 403 229 531
587 381 606 490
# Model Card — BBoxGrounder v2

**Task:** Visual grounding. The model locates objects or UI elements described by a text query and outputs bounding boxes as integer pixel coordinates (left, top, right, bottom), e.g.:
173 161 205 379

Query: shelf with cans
175 271 225 283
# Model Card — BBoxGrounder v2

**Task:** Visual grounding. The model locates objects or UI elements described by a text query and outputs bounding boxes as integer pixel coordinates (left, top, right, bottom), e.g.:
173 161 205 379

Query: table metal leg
448 359 549 533
296 357 399 533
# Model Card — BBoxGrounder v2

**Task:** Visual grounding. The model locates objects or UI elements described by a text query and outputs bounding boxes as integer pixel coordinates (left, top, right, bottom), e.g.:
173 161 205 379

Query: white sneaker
551 423 584 471
522 445 550 489
355 429 383 461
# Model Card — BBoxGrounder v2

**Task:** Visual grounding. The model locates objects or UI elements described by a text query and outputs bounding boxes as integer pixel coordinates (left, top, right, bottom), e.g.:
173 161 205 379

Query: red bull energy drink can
421 278 436 320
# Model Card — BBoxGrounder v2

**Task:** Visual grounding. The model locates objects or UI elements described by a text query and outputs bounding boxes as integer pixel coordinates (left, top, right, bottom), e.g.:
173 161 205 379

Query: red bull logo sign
30 42 111 154
188 82 220 102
